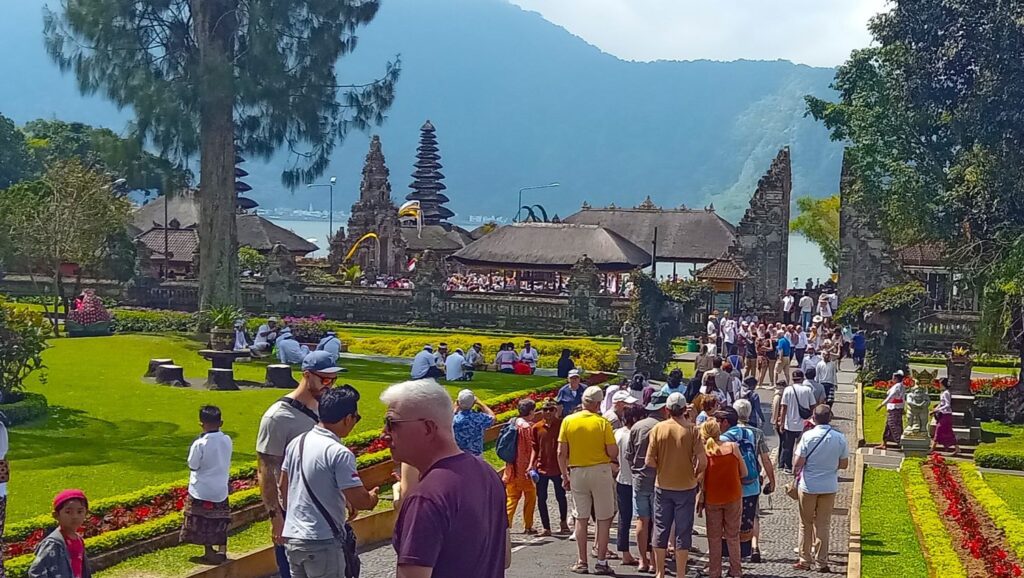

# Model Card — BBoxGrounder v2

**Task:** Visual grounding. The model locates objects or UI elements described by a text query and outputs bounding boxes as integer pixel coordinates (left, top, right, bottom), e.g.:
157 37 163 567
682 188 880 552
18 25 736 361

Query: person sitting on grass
276 328 310 365
181 405 233 564
29 489 92 578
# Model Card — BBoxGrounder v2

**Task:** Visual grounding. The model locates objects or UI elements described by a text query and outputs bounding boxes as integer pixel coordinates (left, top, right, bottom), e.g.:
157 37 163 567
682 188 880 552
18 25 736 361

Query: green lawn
979 421 1024 450
12 334 555 523
912 361 1017 376
980 472 1024 520
861 467 928 578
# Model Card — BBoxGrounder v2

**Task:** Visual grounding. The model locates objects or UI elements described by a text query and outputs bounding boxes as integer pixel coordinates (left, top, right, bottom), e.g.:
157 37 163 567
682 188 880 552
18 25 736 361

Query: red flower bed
928 454 1023 578
872 376 1019 396
5 479 259 558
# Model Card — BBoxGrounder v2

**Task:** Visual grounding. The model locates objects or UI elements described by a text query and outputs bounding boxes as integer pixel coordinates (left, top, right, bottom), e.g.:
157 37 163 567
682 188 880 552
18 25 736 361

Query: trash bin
686 338 699 353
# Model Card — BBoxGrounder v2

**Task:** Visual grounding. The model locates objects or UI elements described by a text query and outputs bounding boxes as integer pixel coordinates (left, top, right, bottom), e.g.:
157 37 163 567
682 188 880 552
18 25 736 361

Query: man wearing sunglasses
257 351 341 578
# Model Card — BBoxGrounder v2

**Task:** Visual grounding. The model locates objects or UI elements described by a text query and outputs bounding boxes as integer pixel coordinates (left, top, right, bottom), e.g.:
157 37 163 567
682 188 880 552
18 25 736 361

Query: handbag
0 459 9 484
784 428 831 501
297 433 360 578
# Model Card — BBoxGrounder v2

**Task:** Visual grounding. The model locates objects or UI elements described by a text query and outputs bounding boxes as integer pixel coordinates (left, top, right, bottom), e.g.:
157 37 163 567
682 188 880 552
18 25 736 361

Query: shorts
654 486 697 550
569 464 617 521
633 486 654 518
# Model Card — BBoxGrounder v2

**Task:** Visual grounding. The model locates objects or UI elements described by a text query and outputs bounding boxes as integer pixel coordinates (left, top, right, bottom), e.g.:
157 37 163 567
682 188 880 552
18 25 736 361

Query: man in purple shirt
380 378 509 578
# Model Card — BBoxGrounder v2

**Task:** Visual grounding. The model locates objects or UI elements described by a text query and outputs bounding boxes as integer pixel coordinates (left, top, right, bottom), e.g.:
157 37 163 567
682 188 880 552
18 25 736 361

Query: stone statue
620 320 638 353
265 243 296 283
905 382 931 435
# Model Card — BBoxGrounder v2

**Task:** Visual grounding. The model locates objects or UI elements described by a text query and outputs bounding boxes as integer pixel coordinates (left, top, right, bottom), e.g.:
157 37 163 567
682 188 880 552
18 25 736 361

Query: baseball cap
54 489 88 512
268 316 278 323
457 389 476 410
582 385 604 405
568 369 581 378
301 351 342 374
666 392 686 410
645 391 669 411
612 390 638 404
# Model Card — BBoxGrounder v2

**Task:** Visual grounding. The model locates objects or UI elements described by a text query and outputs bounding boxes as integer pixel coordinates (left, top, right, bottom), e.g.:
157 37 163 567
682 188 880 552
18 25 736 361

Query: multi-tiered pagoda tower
406 120 454 228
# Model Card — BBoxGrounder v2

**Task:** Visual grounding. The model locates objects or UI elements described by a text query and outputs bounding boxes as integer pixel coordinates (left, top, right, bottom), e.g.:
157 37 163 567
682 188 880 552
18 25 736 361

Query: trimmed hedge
957 462 1024 560
901 459 968 578
1 392 48 426
974 447 1024 471
910 354 1020 369
111 309 198 333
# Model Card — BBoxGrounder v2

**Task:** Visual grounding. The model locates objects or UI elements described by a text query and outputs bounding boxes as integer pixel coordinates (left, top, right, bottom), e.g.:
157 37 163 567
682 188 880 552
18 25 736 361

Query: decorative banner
398 200 423 237
407 257 417 272
343 232 379 262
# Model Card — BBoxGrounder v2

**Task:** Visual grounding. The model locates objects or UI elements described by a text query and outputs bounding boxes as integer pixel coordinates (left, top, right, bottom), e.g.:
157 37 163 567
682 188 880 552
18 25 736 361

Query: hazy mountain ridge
0 0 844 222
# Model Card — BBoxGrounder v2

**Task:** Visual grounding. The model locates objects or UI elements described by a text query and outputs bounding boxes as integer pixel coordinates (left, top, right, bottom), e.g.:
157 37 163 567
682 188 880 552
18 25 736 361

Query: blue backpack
496 420 520 463
726 427 760 487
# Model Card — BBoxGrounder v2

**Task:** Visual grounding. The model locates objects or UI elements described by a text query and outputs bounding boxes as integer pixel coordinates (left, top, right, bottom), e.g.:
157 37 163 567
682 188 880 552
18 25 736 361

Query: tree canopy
789 195 840 273
44 0 400 307
0 114 36 189
806 0 1024 363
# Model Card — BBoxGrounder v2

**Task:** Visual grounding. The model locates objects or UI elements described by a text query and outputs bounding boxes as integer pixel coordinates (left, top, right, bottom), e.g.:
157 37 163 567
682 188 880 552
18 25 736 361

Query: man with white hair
558 385 618 575
452 389 495 456
728 398 777 563
410 345 443 380
381 380 509 577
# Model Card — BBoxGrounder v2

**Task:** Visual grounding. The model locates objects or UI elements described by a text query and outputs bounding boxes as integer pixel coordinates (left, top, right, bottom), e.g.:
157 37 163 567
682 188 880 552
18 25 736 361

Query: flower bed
867 376 1019 398
1 376 598 574
925 454 1024 578
902 459 967 578
957 461 1024 561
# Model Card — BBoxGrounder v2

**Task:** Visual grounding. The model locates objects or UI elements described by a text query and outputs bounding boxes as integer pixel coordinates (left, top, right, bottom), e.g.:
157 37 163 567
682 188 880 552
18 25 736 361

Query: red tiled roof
898 242 945 267
694 258 749 281
135 227 199 262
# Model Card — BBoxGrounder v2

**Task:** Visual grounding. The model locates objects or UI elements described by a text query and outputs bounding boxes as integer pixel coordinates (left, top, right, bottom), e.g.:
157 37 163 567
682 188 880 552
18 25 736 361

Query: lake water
267 218 831 283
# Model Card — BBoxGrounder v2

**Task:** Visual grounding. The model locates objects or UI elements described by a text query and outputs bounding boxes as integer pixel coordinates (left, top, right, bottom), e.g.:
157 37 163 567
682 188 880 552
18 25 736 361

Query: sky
507 0 888 67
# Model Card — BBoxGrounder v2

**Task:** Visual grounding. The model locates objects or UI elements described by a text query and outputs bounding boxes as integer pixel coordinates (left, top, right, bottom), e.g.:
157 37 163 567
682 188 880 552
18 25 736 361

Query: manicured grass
861 467 928 578
912 361 1016 376
12 334 556 523
981 472 1024 520
342 323 619 344
979 421 1024 450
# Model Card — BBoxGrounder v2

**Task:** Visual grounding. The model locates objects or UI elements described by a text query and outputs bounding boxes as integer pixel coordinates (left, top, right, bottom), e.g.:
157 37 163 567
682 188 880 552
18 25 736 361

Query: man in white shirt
411 345 443 379
794 327 808 367
706 314 718 344
519 340 539 373
794 406 849 573
281 386 379 577
433 343 449 368
798 293 814 330
816 350 839 407
446 348 469 381
252 317 279 355
817 295 833 320
465 343 484 368
782 292 795 325
875 371 906 449
315 331 343 363
776 369 815 473
800 346 822 379
277 329 310 365
722 313 737 357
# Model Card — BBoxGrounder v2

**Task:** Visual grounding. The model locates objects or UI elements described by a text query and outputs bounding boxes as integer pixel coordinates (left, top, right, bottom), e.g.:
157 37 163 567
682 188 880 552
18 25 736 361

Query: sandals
570 562 590 574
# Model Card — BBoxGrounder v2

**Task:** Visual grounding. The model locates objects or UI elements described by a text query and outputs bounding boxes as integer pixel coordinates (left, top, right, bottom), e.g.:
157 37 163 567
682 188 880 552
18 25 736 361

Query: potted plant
203 305 244 351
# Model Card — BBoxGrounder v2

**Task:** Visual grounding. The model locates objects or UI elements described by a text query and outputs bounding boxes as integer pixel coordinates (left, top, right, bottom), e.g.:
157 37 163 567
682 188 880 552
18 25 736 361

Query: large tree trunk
193 0 239 308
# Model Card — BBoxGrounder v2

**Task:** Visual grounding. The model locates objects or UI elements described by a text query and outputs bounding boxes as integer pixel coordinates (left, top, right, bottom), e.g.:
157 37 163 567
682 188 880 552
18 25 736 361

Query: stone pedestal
900 433 931 457
618 350 637 378
206 368 239 391
948 346 981 443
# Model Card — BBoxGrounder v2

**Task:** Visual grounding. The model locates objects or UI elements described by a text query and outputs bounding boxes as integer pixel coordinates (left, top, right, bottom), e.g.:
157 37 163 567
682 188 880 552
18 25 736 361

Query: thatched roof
135 226 199 263
898 242 945 268
132 193 318 255
563 204 736 262
400 224 472 252
451 223 650 272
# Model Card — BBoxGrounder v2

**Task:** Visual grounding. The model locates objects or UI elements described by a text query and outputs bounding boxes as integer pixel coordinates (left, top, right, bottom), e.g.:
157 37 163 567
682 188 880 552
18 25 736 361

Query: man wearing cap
452 389 496 456
603 389 638 429
257 351 341 578
558 385 618 575
645 392 706 578
315 331 343 364
556 370 585 416
801 345 822 378
252 317 279 355
445 348 469 381
626 391 670 573
280 386 379 578
410 345 443 380
277 329 310 365
465 343 485 370
433 343 449 369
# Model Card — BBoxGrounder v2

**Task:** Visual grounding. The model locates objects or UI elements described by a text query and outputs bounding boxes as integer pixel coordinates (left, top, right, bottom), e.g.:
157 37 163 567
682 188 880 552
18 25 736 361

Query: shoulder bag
297 432 360 578
784 428 831 500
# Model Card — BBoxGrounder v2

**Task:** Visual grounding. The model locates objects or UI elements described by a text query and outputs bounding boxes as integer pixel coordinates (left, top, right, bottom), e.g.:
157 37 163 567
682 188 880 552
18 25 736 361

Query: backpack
728 427 760 487
496 419 520 463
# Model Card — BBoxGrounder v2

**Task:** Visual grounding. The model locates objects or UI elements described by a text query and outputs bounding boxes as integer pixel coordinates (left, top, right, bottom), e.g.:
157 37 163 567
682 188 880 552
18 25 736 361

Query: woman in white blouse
930 378 961 455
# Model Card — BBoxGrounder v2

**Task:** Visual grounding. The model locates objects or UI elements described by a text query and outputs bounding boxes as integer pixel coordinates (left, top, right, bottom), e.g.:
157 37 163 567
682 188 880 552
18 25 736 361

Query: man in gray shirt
257 351 339 578
280 385 378 578
625 391 669 573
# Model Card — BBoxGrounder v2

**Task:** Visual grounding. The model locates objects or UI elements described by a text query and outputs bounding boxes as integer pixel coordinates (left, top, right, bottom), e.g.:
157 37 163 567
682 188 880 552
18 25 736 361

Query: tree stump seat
155 365 188 386
145 359 174 378
206 368 239 391
265 364 298 388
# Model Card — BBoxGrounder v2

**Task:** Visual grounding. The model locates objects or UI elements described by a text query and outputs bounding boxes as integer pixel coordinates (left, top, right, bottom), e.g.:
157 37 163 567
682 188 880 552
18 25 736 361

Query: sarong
180 496 231 546
934 412 957 448
724 494 758 560
883 408 904 444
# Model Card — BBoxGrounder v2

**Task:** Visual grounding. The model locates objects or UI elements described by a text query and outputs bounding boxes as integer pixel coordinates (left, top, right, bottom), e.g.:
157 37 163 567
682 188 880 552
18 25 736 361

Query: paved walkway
356 362 858 578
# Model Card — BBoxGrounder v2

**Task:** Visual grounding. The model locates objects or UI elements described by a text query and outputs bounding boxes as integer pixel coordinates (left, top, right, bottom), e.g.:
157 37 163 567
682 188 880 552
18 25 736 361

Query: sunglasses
314 373 337 386
383 416 426 432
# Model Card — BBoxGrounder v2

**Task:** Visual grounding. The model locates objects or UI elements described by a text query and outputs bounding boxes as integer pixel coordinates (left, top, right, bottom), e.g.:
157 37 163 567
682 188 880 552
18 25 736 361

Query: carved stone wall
728 147 792 311
837 150 901 300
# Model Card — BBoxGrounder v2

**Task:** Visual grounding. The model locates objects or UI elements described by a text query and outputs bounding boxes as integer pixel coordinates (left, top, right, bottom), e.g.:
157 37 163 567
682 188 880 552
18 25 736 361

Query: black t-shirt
557 357 575 378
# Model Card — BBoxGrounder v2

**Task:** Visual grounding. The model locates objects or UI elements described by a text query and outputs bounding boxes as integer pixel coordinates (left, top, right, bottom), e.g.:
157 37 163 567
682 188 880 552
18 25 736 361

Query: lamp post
515 182 560 222
307 176 338 241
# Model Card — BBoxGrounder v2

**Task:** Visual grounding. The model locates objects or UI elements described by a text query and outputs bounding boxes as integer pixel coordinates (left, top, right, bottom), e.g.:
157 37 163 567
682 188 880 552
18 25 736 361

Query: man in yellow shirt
558 385 618 575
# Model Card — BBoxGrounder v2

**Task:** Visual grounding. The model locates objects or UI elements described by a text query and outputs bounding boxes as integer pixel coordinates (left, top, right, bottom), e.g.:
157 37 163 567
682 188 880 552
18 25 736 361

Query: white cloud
507 0 888 67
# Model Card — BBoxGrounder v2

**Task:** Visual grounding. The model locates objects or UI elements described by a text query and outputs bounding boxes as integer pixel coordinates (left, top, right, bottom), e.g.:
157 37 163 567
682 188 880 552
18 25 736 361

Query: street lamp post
515 182 560 222
307 176 338 241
